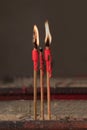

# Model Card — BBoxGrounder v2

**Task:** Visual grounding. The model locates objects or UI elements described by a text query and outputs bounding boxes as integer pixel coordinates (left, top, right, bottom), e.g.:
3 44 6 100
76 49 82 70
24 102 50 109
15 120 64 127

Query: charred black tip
33 40 38 49
39 47 43 52
45 38 50 47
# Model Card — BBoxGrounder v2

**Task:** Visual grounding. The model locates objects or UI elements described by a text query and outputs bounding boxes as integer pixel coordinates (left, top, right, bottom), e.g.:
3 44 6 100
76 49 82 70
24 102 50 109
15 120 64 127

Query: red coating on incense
32 49 39 71
40 52 44 75
44 48 52 77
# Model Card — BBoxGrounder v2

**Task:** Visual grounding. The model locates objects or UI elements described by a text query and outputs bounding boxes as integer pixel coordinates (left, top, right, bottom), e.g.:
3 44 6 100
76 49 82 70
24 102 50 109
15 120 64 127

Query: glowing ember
45 21 52 44
33 25 39 46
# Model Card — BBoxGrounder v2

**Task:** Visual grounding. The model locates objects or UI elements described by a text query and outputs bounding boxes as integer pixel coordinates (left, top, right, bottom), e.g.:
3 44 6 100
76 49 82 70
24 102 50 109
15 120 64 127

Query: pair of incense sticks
32 21 52 120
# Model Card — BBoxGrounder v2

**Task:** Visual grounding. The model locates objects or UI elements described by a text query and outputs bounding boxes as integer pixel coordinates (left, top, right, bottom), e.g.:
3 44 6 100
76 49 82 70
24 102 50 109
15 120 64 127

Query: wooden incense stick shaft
47 72 51 120
34 70 37 120
40 69 44 120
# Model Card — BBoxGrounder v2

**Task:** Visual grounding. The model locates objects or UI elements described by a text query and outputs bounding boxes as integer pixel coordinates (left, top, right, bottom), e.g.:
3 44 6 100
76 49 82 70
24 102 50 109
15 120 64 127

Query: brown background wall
0 0 87 78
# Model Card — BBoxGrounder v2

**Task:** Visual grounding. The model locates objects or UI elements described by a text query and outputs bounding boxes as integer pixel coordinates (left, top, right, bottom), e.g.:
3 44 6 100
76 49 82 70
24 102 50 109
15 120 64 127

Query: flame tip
45 20 52 44
33 24 39 46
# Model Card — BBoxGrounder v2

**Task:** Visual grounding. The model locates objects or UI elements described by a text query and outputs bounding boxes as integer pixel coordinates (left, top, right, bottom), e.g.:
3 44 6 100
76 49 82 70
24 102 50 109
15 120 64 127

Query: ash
0 100 87 121
0 77 87 121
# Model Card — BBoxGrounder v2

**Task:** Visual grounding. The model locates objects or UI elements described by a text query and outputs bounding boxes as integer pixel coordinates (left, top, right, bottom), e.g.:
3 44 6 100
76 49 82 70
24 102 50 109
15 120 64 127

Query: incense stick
32 25 39 120
47 71 51 119
44 21 52 120
39 47 44 120
34 69 37 120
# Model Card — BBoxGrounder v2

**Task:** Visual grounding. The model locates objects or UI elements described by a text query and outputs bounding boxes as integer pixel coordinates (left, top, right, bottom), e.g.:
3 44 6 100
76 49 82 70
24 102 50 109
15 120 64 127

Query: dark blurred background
0 0 87 79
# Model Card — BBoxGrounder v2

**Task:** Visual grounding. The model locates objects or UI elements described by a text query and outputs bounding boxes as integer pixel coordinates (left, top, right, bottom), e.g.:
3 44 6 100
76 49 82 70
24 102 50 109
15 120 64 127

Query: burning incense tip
45 21 52 45
39 47 43 52
33 25 39 46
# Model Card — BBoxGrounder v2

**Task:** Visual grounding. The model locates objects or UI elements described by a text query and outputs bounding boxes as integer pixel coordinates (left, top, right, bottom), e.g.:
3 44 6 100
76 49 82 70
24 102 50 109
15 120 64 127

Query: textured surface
0 100 87 121
0 78 87 120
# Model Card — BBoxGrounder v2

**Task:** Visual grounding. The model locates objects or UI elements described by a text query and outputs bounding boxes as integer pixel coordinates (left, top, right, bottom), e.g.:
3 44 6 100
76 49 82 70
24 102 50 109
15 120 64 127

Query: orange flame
33 25 39 46
45 21 52 44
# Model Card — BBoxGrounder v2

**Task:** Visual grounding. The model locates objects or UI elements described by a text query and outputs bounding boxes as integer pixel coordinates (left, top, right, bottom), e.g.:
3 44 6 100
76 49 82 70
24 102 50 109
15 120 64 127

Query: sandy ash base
0 77 87 121
0 100 87 121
